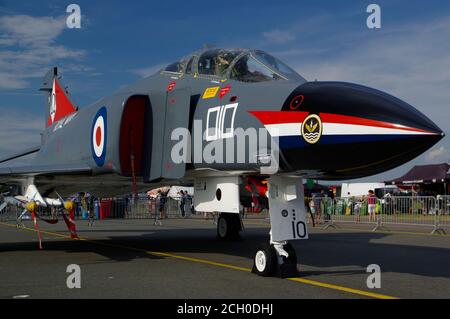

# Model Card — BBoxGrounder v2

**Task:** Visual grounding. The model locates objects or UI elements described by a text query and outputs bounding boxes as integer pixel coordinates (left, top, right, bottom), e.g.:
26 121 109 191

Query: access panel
161 87 191 179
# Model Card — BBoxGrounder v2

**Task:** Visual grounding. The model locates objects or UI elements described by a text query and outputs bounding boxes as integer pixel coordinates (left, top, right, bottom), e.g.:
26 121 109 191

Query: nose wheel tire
217 213 241 241
282 243 297 265
252 243 299 277
252 243 277 276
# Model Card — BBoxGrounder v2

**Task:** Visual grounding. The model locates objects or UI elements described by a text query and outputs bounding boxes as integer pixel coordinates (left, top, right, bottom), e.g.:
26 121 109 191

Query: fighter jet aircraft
0 48 445 276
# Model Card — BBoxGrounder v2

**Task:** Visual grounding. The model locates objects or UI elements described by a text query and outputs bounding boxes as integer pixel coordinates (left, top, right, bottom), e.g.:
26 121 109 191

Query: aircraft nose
277 81 445 179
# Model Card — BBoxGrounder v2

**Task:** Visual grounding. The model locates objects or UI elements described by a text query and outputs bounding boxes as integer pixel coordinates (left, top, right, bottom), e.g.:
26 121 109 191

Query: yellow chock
26 201 37 212
64 201 74 211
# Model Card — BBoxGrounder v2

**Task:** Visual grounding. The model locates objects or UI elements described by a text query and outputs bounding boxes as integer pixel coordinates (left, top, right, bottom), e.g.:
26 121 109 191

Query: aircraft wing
0 145 41 164
0 163 92 181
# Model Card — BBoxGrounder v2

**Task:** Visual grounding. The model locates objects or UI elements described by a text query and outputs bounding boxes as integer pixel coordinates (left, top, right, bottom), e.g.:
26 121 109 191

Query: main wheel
252 243 277 276
217 213 241 240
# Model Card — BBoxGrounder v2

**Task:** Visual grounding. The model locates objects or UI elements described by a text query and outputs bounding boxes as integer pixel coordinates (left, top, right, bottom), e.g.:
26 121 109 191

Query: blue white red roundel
91 107 107 166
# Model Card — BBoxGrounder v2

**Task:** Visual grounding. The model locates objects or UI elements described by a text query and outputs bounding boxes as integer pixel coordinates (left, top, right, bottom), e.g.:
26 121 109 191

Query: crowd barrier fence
312 196 448 234
1 195 449 234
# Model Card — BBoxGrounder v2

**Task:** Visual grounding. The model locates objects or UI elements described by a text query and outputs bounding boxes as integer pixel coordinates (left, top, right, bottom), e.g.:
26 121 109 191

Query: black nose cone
279 82 444 179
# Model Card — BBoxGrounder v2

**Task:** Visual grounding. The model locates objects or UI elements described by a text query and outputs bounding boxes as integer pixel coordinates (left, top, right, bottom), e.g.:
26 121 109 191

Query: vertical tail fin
40 67 77 128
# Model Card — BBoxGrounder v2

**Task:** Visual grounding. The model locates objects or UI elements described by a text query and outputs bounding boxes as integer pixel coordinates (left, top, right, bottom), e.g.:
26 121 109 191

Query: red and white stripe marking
249 111 437 137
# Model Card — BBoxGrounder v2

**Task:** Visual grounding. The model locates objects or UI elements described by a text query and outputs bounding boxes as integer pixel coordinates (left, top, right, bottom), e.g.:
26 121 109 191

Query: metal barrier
437 195 450 229
98 197 191 219
0 195 269 223
380 196 437 227
1 195 449 234
0 204 59 223
0 205 20 222
97 196 271 221
437 195 450 215
318 196 447 234
321 197 379 227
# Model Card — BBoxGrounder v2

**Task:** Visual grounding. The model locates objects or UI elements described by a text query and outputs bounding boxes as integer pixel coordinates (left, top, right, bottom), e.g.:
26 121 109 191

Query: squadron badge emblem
301 114 322 144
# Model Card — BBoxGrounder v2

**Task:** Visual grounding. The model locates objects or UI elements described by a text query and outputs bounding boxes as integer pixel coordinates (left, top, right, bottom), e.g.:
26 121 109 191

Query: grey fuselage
7 49 444 197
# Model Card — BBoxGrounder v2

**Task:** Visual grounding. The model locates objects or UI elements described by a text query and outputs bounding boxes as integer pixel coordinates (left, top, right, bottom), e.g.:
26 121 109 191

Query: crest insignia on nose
301 114 322 144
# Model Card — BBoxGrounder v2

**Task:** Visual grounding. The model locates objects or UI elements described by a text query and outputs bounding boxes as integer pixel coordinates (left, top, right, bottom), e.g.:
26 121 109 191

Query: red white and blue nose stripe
91 107 107 166
249 111 438 148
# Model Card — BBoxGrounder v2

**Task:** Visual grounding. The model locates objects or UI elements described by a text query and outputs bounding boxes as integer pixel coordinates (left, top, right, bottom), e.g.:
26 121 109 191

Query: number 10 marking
292 221 306 239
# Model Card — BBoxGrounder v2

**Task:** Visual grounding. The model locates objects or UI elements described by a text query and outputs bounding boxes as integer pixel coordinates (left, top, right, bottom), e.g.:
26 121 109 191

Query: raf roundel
91 107 107 166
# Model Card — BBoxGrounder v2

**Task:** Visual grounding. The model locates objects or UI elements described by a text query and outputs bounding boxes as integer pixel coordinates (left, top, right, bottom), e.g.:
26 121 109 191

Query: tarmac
1 216 450 299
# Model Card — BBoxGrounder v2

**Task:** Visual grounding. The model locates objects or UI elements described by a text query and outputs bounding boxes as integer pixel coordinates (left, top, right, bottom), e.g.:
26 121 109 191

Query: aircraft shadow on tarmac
1 226 450 279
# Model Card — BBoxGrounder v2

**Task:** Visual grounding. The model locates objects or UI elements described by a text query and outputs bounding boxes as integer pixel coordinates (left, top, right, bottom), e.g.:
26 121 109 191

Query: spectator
383 192 392 215
313 190 325 224
185 191 193 216
88 196 96 227
157 190 167 219
308 198 316 225
354 198 362 223
80 192 88 219
74 193 81 219
179 190 186 218
147 193 154 217
367 190 377 222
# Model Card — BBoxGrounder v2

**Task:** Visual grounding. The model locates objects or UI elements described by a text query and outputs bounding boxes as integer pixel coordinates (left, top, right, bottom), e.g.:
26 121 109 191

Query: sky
0 0 449 183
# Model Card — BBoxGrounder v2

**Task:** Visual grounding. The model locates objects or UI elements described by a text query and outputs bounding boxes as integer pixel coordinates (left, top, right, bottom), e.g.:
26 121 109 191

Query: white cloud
0 110 42 154
0 14 86 89
426 147 450 163
258 14 332 48
262 29 295 44
0 15 66 47
0 73 28 89
132 63 166 78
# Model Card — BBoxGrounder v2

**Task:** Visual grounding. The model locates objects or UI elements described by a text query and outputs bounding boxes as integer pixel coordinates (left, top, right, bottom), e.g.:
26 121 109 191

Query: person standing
74 193 81 219
88 196 96 227
157 190 167 220
179 190 186 218
308 198 316 226
367 190 377 223
313 190 324 224
354 197 362 224
184 191 192 217
80 192 88 220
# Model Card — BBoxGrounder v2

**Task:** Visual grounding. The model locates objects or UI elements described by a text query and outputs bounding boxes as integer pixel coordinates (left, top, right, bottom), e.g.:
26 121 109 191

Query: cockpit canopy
162 48 305 82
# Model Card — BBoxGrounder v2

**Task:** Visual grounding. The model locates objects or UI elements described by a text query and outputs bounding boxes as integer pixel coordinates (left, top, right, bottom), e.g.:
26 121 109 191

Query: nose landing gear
252 241 298 278
253 243 276 276
252 176 306 278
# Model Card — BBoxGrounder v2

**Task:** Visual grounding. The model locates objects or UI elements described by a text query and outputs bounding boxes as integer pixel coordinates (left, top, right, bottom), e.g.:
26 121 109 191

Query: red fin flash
46 79 76 127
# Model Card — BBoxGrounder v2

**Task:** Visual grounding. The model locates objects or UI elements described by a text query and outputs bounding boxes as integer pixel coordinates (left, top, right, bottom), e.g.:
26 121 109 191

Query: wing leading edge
0 163 92 178
0 146 41 164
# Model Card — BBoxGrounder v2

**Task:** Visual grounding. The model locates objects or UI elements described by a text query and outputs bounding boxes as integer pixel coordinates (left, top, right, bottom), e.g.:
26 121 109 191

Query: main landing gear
216 213 242 240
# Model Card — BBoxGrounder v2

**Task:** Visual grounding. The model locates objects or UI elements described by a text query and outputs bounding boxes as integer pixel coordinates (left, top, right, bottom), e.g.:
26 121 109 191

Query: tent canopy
167 186 193 198
386 163 450 185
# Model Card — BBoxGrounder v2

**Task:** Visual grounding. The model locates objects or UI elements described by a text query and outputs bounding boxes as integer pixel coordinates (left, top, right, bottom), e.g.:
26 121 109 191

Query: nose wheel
252 242 298 278
252 243 277 276
217 213 242 241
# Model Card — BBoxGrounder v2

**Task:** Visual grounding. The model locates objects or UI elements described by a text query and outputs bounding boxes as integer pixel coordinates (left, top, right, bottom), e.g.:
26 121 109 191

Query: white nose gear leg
252 176 307 278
